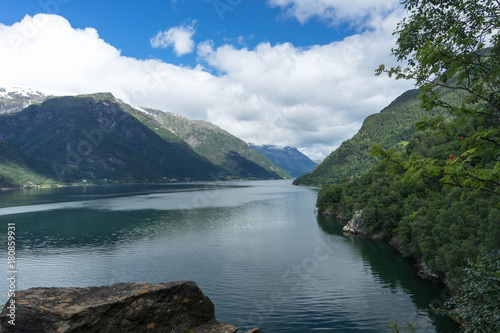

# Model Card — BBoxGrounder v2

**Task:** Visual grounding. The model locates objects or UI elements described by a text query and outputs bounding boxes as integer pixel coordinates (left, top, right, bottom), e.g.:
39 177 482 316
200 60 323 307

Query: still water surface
0 180 459 332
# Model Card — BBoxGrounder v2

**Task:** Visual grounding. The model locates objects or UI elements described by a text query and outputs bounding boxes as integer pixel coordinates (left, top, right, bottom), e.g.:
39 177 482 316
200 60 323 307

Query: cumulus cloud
267 0 401 26
196 10 413 159
0 13 413 161
0 15 216 118
150 20 196 56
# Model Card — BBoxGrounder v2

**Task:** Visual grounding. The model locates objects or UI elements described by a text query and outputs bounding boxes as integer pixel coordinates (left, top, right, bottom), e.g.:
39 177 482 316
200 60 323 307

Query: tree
376 0 500 198
438 251 500 333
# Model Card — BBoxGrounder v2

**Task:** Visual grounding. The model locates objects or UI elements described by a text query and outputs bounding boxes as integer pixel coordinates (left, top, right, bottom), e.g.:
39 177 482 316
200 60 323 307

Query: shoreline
321 208 466 327
321 209 466 326
0 178 291 192
322 209 445 284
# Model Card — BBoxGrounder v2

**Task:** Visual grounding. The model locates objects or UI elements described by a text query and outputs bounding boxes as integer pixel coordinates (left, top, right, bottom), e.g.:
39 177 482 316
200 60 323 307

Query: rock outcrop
0 281 260 333
322 207 349 221
342 210 367 235
416 259 441 282
342 213 441 281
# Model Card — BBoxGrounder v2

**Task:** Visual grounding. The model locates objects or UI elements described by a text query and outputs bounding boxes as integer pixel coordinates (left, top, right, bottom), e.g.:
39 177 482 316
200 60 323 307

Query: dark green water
0 180 459 332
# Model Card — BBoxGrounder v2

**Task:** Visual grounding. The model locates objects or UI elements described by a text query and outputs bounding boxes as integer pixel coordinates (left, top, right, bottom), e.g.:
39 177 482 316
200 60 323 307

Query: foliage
316 119 500 277
0 141 56 187
387 320 419 333
439 251 500 333
316 141 499 333
376 0 500 197
316 1 500 330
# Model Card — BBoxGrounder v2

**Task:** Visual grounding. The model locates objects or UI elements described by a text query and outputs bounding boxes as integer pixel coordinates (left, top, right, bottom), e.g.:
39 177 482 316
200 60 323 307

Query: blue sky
0 0 413 160
1 0 353 66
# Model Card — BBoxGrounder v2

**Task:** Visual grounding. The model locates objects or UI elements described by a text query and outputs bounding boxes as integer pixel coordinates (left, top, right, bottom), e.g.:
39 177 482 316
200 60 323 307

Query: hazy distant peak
248 143 317 178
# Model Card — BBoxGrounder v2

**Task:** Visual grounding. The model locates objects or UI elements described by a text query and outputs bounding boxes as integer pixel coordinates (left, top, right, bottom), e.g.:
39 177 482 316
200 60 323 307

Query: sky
0 0 414 161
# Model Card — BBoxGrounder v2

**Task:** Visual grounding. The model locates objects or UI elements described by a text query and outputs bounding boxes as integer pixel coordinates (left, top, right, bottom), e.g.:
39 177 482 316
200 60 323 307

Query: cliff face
342 210 367 235
0 281 261 333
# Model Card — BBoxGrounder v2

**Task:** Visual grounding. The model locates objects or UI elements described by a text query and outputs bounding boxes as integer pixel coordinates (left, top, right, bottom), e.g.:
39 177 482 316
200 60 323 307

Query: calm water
0 180 459 332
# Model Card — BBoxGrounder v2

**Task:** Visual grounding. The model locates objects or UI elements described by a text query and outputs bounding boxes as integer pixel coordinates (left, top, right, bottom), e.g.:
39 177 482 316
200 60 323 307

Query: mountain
0 141 56 188
294 88 449 185
0 88 288 186
0 86 62 114
248 144 317 178
122 106 290 179
0 93 222 184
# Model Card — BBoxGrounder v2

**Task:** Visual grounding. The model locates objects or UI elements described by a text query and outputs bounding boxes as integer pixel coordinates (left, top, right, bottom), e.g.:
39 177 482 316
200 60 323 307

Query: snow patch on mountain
0 85 75 114
0 85 72 99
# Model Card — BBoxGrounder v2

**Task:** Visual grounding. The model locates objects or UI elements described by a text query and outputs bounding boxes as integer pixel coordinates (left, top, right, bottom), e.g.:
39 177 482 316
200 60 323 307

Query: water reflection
0 182 461 332
2 209 184 250
317 214 460 332
0 182 280 215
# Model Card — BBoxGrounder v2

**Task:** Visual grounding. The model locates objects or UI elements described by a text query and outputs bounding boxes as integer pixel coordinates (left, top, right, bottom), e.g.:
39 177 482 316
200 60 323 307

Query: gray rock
342 210 366 235
416 259 441 281
0 281 249 333
390 234 403 252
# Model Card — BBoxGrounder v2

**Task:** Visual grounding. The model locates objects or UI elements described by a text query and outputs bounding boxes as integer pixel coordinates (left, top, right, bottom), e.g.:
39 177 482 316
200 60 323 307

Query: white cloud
267 0 401 26
196 10 413 160
0 13 413 161
150 20 196 56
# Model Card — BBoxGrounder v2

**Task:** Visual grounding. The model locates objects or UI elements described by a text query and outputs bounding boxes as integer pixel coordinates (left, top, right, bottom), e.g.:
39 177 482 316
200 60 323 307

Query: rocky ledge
342 210 367 235
0 281 261 333
322 207 349 221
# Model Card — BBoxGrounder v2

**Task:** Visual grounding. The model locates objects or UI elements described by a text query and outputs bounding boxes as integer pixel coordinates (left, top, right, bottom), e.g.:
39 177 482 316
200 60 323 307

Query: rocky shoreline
324 208 443 283
0 281 261 333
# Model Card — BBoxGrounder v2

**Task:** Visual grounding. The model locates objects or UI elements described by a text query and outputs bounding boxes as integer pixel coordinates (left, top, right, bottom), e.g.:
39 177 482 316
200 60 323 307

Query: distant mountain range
123 106 289 179
248 144 317 178
0 88 290 187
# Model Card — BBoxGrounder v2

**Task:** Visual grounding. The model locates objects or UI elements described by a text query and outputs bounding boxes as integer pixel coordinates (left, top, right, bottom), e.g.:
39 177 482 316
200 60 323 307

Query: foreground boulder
0 281 259 333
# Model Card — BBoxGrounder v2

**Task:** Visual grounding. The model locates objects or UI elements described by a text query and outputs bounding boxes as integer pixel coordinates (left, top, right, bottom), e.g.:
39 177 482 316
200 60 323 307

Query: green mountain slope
0 141 56 187
0 94 221 183
123 106 290 179
0 87 289 182
294 89 449 185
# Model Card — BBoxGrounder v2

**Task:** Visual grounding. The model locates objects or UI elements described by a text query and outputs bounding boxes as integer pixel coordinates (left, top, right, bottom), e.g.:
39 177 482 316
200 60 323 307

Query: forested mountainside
315 1 500 331
294 88 453 185
0 140 56 188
